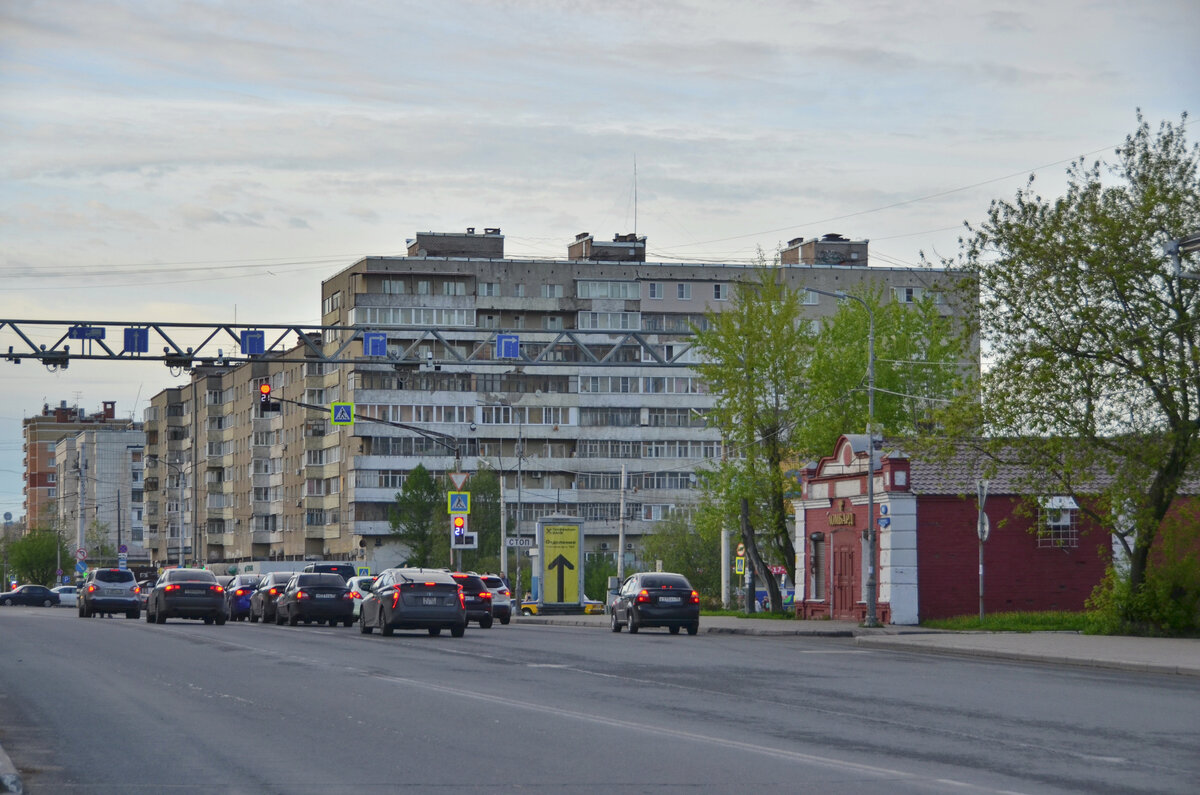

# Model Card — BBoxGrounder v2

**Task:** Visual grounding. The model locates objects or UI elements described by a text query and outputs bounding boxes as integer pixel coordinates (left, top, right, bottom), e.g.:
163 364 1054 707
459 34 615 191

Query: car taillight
212 585 224 593
269 588 280 596
690 590 700 604
391 589 401 609
342 592 353 600
349 590 362 599
235 588 247 597
500 589 511 597
87 584 97 593
479 591 492 600
458 585 465 609
165 584 181 592
636 589 650 603
133 586 141 594
296 590 309 600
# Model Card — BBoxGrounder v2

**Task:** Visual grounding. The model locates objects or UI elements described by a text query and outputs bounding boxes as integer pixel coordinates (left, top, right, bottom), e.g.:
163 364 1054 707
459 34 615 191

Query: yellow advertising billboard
540 523 581 604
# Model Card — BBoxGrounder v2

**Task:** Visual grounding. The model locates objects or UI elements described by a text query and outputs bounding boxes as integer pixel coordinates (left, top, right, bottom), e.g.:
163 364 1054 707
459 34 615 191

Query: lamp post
807 287 879 627
161 459 186 568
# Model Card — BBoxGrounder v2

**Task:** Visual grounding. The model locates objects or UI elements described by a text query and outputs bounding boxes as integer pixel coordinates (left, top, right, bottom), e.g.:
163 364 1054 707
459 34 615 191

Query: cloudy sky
1 0 1196 522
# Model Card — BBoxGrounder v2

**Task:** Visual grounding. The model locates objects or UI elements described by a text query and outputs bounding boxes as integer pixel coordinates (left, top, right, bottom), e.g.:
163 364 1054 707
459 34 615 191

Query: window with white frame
1038 496 1079 548
541 284 564 298
713 284 728 301
381 279 405 295
417 280 431 295
542 316 563 330
513 284 525 298
442 280 466 296
647 282 662 299
677 283 691 300
801 289 819 305
479 282 500 297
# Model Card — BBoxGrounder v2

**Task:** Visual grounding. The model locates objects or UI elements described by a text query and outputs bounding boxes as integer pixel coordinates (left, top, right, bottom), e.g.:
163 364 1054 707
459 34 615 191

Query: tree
641 509 722 603
8 531 69 586
388 465 449 569
86 519 115 562
935 112 1200 628
692 260 814 611
459 468 501 574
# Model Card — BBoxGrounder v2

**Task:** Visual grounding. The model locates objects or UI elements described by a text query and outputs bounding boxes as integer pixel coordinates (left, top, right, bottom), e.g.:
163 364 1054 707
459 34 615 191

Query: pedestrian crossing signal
259 383 271 403
452 515 467 538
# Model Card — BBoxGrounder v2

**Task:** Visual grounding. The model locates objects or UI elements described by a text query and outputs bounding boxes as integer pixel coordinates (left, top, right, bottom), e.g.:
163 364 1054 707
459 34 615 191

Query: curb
0 742 23 795
853 636 1200 678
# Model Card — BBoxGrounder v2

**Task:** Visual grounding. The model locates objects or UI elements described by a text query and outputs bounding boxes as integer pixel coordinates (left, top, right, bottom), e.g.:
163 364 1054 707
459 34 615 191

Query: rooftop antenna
633 155 638 237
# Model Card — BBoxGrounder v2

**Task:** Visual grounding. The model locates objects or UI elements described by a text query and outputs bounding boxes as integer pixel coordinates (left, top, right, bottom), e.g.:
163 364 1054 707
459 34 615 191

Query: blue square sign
496 334 520 359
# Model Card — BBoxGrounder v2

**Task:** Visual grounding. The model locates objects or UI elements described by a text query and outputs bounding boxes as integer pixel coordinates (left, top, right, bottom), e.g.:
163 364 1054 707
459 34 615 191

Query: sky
1 0 1197 522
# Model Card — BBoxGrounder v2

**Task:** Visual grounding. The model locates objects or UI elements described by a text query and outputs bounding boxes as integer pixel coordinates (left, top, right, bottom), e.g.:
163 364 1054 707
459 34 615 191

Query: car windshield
482 577 505 588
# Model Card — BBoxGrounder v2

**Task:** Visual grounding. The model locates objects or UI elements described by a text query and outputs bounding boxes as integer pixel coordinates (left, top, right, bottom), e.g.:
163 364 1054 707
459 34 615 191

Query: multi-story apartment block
140 227 968 574
22 400 123 530
54 426 147 565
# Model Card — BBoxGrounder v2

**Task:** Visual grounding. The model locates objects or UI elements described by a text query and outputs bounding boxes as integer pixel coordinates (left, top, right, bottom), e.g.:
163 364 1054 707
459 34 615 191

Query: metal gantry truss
0 318 696 370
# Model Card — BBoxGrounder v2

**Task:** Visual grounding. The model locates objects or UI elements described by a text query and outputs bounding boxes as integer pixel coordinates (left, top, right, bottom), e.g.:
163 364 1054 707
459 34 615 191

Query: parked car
359 567 466 637
275 573 355 627
249 571 295 623
480 574 512 624
145 567 226 625
224 574 262 621
583 595 605 615
51 585 78 607
1 584 59 607
520 600 538 616
345 575 377 619
78 568 140 618
610 571 700 635
451 572 494 628
301 562 357 582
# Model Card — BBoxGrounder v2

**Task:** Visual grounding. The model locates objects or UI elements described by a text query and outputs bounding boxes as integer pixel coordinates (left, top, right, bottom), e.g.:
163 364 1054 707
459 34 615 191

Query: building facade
54 427 147 566
22 400 123 529
140 227 970 574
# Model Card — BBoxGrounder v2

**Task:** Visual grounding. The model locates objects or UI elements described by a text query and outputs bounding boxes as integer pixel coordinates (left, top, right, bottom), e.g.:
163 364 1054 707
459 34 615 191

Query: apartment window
513 316 525 329
677 284 691 300
542 316 563 331
322 291 342 314
442 281 466 296
578 281 639 300
801 290 819 305
417 280 431 295
513 284 525 298
1038 497 1079 548
480 282 500 297
480 315 499 329
541 284 564 298
713 284 728 301
381 279 405 295
648 282 662 300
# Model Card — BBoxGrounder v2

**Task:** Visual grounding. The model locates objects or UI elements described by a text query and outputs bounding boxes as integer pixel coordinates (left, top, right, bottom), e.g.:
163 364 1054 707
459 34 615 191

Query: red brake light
458 585 465 609
213 585 224 593
235 588 247 597
690 590 700 604
296 590 309 600
269 588 280 596
392 589 401 609
480 591 492 600
349 590 362 599
424 581 437 586
636 589 650 603
87 584 97 593
500 589 511 597
165 584 181 592
133 586 141 594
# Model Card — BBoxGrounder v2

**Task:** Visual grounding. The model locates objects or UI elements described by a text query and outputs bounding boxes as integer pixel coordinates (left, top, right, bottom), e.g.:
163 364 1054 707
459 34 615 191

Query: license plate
184 587 205 594
422 597 439 606
316 594 334 599
105 588 123 595
659 596 681 604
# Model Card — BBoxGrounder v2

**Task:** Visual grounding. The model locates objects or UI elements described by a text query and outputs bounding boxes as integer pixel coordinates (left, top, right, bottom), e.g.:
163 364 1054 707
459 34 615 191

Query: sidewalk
518 613 1200 678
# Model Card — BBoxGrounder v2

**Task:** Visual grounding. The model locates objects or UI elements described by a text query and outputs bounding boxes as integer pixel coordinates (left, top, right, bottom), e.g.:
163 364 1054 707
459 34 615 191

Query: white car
345 575 377 618
480 574 512 624
51 585 78 607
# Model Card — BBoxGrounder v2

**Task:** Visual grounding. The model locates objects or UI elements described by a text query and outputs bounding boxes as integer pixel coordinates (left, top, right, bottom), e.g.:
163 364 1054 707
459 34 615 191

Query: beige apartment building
140 228 968 573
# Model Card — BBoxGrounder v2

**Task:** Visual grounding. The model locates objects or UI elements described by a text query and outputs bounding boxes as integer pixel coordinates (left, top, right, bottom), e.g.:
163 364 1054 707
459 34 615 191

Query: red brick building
791 435 1111 624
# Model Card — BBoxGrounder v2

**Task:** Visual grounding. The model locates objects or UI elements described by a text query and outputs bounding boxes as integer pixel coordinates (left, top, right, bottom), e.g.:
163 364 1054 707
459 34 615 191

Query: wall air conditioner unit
625 543 634 551
599 542 609 550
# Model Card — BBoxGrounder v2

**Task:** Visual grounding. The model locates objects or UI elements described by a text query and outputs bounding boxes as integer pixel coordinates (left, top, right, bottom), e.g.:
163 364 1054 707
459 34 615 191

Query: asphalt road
2 607 1197 794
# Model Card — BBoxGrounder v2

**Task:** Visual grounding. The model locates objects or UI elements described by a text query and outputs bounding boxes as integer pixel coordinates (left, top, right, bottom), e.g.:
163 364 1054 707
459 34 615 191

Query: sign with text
537 518 583 606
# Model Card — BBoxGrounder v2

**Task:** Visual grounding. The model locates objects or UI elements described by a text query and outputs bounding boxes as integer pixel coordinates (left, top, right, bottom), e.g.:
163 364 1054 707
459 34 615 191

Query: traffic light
452 514 467 539
259 383 271 404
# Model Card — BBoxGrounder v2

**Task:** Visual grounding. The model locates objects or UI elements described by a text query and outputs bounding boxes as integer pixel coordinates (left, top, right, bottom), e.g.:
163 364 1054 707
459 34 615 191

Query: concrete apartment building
53 426 147 566
140 227 967 573
22 400 126 530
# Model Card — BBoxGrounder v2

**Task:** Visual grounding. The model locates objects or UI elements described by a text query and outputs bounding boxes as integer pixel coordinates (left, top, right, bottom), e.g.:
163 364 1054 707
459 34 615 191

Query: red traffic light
452 515 467 536
259 383 271 403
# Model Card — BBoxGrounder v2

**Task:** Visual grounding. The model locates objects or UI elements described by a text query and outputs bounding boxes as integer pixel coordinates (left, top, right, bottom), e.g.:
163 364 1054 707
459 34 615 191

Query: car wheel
275 609 285 625
203 616 214 625
480 616 494 629
427 627 441 636
249 609 259 623
215 613 226 626
127 609 139 620
669 625 681 635
628 610 639 634
155 606 167 624
288 610 299 626
1 598 11 606
43 598 54 607
611 611 622 632
145 607 154 623
450 623 465 638
78 603 86 617
359 614 373 634
381 620 394 637
687 622 699 636
500 616 510 625
521 607 532 616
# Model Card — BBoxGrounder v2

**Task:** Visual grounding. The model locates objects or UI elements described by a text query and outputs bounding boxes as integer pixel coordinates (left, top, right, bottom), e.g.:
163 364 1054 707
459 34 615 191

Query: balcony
251 530 283 544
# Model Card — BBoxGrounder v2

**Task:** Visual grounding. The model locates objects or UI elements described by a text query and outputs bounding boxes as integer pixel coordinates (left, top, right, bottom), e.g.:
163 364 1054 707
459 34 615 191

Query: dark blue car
224 574 262 621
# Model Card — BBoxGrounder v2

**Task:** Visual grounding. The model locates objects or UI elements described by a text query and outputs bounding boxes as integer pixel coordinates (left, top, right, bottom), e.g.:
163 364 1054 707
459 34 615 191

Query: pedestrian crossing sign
331 402 354 425
447 491 470 514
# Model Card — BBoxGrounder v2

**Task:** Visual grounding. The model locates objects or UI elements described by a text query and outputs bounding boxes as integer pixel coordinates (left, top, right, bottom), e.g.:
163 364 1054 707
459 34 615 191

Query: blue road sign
68 325 105 340
331 403 354 425
496 334 520 359
447 491 470 514
75 561 86 574
362 332 387 357
877 517 891 528
124 327 149 353
241 330 266 355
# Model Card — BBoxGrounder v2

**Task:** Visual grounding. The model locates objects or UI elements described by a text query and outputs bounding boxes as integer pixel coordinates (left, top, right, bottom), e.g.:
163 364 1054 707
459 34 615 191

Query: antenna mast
633 156 638 236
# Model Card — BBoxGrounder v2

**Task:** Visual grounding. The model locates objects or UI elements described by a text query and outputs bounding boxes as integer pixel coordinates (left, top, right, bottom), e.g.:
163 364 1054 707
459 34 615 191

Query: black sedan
274 573 354 627
451 572 494 628
1 584 59 607
145 568 226 625
248 571 294 623
359 567 466 637
610 571 700 635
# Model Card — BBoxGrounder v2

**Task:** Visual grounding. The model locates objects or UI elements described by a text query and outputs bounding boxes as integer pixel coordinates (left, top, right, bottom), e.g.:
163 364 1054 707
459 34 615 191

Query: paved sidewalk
519 613 1200 678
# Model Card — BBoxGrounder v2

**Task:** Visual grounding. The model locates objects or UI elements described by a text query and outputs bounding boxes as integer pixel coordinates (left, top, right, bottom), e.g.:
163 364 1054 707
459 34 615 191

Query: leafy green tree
86 520 115 562
692 260 814 609
641 508 722 604
459 468 501 573
8 531 70 585
583 554 617 603
933 112 1200 630
388 464 449 568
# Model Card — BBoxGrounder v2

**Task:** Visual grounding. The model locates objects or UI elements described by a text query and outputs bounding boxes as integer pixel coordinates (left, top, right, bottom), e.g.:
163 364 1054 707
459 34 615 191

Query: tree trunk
741 498 782 612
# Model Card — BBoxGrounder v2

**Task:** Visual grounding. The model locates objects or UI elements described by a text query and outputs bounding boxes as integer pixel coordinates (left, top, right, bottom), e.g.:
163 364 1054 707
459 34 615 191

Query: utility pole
617 464 627 581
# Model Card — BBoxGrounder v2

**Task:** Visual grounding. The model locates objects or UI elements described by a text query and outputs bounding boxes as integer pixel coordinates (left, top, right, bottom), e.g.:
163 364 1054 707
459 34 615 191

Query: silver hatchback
78 568 141 619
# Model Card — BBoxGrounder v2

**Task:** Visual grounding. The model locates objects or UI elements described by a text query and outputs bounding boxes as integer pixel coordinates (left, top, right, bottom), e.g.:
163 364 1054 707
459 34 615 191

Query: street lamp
807 287 879 627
